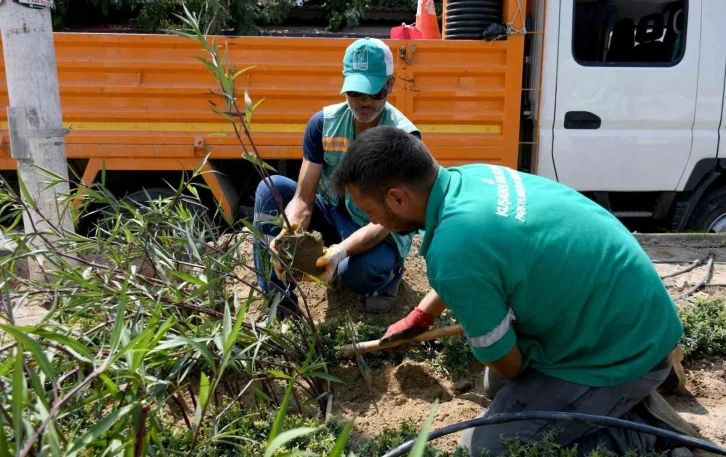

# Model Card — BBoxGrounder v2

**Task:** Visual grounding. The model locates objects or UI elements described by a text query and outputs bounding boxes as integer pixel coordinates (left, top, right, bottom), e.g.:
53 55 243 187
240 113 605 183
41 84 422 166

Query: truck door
551 0 700 191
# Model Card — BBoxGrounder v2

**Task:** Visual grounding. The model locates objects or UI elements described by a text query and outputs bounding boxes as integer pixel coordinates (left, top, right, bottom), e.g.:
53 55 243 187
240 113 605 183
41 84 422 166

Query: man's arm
285 159 322 230
489 345 522 379
339 223 390 257
382 286 523 377
284 111 325 230
417 288 447 318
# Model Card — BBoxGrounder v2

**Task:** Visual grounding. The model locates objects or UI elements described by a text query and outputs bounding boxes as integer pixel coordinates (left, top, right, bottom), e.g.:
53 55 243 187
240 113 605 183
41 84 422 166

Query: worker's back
422 163 683 387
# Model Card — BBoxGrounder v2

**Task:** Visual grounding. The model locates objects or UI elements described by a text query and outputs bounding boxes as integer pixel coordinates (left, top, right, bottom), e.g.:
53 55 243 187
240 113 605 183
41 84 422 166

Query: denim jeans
252 175 403 302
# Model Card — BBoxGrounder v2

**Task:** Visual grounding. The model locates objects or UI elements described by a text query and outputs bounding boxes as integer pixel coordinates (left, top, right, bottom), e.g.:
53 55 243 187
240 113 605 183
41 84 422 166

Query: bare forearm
340 223 389 256
284 194 312 230
418 289 447 318
285 159 322 230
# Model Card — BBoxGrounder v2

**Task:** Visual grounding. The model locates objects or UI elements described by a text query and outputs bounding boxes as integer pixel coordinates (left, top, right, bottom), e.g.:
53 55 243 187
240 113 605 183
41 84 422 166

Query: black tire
99 187 210 227
96 187 213 259
686 185 726 232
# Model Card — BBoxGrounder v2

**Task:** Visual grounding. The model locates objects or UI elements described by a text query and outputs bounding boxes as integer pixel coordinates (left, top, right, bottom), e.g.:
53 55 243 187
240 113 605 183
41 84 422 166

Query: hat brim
340 74 388 95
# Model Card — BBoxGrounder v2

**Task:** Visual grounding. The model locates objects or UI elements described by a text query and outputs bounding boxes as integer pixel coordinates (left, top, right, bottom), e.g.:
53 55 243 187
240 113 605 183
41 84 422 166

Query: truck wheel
686 186 726 232
96 187 213 260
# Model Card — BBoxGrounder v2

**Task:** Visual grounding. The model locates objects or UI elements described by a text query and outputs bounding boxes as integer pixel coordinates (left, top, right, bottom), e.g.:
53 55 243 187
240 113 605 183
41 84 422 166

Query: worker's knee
339 248 400 296
254 175 297 234
457 412 510 457
254 175 297 211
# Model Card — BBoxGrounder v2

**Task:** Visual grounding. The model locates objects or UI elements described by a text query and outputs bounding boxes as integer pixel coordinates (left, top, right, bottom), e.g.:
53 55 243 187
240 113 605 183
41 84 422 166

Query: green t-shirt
419 164 683 387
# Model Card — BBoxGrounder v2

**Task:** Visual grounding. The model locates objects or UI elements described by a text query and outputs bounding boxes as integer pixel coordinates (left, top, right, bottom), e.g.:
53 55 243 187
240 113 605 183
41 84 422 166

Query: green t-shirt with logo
419 164 683 387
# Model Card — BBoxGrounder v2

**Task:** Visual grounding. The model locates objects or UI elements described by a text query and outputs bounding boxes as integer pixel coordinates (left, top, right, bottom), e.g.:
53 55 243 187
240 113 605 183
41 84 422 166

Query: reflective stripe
322 136 349 152
467 308 516 348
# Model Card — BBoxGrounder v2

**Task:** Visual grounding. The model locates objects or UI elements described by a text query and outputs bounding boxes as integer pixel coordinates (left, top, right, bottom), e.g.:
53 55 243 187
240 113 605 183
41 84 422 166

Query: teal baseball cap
341 37 394 95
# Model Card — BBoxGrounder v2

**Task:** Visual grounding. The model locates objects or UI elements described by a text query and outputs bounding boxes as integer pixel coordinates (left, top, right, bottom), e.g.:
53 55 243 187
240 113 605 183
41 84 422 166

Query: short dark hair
331 125 438 200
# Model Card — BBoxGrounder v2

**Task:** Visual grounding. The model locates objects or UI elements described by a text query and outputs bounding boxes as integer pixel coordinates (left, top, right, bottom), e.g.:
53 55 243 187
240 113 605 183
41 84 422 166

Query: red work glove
380 307 435 345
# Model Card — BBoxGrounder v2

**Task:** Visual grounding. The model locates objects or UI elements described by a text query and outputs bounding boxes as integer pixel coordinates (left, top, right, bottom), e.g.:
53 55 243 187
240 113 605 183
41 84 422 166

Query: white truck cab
527 0 726 232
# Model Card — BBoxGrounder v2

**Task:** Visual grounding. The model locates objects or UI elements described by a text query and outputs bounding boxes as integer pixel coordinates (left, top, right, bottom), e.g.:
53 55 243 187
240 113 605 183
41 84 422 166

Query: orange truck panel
0 0 526 220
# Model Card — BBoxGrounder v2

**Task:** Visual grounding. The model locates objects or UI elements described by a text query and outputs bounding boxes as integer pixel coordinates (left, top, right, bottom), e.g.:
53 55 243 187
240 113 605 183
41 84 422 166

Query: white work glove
313 244 347 282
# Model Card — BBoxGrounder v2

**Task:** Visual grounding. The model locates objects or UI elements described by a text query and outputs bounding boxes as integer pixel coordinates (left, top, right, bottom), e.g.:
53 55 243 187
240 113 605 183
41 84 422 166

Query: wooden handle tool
341 324 464 357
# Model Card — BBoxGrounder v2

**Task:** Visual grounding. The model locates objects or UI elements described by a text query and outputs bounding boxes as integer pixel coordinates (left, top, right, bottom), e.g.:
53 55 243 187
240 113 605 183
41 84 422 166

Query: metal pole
1 0 74 281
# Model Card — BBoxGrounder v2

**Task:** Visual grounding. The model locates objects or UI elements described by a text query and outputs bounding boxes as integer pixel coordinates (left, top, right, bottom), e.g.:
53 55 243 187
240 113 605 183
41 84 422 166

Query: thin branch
170 394 193 430
134 404 150 457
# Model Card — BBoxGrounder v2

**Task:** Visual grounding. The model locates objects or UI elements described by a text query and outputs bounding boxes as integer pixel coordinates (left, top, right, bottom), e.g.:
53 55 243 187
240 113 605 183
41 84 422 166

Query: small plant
318 311 474 382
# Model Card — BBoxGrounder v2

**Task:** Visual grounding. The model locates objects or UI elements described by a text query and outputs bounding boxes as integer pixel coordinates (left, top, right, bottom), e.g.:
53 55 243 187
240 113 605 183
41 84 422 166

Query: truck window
573 0 686 66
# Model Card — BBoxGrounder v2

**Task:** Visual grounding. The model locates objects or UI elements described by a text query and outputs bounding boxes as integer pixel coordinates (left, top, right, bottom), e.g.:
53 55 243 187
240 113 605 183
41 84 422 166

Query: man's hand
380 307 435 345
270 221 300 280
311 244 347 282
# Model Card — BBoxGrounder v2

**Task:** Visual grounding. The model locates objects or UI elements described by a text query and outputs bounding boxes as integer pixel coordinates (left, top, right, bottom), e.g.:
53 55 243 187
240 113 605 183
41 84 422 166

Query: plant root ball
276 230 325 279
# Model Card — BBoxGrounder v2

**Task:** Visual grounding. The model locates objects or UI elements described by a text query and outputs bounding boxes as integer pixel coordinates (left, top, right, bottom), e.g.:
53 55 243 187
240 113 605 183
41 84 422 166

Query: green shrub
677 298 726 359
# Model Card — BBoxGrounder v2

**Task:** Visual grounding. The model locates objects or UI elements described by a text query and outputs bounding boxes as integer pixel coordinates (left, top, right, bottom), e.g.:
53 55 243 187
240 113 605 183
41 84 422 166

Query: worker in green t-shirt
330 125 698 456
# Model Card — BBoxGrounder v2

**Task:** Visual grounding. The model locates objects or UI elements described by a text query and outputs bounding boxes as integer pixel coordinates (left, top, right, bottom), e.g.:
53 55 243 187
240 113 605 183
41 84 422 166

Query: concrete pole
1 0 75 281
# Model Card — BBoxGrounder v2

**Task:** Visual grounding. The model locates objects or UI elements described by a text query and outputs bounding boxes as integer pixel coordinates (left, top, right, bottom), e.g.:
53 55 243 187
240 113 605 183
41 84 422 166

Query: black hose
444 0 502 40
381 411 726 457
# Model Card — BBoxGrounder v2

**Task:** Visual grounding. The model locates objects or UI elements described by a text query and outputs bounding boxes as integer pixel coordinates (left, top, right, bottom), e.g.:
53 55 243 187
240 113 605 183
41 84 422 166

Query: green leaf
210 106 237 124
241 152 277 172
239 218 267 241
0 423 11 457
65 403 136 456
264 427 320 457
12 345 26 450
99 374 120 397
222 302 232 351
248 97 266 124
266 369 292 380
0 324 57 386
268 378 295 446
194 372 210 429
170 270 207 287
109 283 128 353
408 400 439 457
308 372 344 384
327 419 354 457
16 174 36 208
231 65 256 81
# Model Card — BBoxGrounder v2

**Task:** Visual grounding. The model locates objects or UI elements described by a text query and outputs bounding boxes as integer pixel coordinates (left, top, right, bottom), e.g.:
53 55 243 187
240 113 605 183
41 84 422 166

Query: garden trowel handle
341 324 464 357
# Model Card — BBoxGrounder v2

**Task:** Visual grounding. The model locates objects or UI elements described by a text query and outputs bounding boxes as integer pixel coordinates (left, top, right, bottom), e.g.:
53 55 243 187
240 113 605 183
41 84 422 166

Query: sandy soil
4 232 726 452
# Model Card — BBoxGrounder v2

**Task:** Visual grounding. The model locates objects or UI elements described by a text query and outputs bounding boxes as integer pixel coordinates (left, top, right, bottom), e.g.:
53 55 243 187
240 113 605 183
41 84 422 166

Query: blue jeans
252 175 403 301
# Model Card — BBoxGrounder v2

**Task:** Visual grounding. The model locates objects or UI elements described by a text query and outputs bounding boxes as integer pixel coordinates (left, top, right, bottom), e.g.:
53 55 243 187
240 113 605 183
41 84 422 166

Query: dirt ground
4 232 726 452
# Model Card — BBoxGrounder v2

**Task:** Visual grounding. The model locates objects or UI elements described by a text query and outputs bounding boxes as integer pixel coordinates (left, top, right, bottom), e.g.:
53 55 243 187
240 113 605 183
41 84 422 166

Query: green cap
341 37 394 95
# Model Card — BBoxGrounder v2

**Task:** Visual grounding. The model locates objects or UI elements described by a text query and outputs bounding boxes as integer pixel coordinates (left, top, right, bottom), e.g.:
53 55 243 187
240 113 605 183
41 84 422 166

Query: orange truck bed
0 0 525 221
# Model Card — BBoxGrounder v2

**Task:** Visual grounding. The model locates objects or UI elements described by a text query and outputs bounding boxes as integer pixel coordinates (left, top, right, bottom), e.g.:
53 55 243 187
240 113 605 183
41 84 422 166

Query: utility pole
1 0 74 281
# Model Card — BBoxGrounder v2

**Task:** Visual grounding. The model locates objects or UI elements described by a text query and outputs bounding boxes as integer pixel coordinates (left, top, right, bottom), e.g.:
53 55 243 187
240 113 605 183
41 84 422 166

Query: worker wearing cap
252 38 421 315
330 125 695 456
